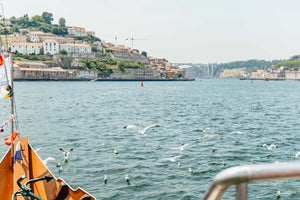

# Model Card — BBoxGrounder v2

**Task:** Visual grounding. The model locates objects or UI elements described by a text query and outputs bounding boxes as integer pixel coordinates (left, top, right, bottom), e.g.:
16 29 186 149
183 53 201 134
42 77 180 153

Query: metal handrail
202 162 300 200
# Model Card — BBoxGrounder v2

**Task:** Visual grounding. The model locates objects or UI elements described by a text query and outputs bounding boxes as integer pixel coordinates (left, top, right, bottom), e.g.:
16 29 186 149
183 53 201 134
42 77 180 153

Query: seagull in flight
171 143 189 151
42 157 56 165
262 144 278 150
294 152 300 160
35 147 42 153
59 148 73 163
203 134 221 139
230 131 244 135
123 124 159 134
162 155 182 162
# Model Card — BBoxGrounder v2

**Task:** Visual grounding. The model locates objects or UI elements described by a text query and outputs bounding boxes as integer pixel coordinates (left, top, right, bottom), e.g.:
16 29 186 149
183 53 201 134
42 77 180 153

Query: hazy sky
2 0 300 63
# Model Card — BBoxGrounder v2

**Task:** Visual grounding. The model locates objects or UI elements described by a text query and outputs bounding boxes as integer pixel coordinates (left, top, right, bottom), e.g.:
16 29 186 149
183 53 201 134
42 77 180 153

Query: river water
1 79 300 199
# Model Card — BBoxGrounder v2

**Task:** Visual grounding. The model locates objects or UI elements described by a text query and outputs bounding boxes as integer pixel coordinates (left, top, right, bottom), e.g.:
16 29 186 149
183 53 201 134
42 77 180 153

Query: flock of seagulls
100 124 161 185
38 123 300 198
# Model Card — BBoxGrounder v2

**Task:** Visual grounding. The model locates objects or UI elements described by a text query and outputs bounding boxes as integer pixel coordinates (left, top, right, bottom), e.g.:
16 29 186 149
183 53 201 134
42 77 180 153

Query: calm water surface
1 79 300 199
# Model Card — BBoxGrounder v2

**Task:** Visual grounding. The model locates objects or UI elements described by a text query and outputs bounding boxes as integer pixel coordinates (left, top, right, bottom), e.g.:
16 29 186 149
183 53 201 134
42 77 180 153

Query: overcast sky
2 0 300 63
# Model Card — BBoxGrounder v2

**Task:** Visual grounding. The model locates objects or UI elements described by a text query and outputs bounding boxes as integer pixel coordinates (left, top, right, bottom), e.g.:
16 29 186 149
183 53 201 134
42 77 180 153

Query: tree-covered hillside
1 12 68 35
215 59 284 73
275 55 300 70
1 12 100 43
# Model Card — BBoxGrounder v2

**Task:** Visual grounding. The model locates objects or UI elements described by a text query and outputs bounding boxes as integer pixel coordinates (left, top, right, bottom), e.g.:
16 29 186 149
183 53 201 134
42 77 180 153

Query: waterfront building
13 63 97 80
285 70 300 80
219 68 247 78
110 68 155 79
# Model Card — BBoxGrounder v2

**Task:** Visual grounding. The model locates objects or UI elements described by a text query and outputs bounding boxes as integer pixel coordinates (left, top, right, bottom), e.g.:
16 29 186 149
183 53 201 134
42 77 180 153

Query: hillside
275 55 300 71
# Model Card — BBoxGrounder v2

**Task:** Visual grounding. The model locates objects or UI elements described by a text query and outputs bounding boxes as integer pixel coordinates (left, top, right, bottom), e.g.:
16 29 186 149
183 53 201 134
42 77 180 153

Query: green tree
60 49 67 55
59 17 66 27
91 46 97 52
42 12 53 24
39 24 52 32
51 26 68 35
12 26 20 33
31 15 43 27
39 47 44 55
19 14 30 28
141 51 147 57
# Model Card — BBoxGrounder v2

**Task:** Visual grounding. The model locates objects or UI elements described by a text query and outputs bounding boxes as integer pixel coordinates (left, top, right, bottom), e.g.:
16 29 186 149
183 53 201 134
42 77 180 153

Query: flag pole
10 54 15 167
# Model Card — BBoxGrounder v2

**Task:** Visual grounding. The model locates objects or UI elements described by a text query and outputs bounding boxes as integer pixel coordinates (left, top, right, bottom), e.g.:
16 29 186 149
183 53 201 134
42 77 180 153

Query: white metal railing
202 162 300 200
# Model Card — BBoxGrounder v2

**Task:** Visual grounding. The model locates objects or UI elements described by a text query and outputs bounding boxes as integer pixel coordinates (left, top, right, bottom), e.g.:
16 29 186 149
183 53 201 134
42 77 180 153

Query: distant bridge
172 63 216 78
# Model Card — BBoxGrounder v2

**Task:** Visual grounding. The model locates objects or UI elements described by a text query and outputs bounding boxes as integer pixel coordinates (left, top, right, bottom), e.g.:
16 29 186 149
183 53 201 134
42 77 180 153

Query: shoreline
14 78 195 81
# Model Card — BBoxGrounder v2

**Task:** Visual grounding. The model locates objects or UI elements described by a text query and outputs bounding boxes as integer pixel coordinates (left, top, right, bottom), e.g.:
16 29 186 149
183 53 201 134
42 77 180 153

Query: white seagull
123 124 159 134
203 134 221 139
276 190 281 199
230 131 244 135
262 144 278 150
59 148 73 163
171 143 189 151
125 174 130 185
222 160 227 166
104 175 107 184
56 161 63 172
114 149 119 155
189 167 193 173
294 152 300 159
35 147 42 152
162 155 182 162
42 157 56 165
212 147 216 152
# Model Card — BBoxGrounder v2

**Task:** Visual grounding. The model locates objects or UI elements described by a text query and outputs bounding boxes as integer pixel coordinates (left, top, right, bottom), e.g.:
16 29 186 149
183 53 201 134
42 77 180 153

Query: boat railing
202 162 300 200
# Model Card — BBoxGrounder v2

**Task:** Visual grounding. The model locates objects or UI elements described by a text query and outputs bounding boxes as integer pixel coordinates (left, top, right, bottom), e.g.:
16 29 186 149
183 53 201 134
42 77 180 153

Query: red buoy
141 81 144 87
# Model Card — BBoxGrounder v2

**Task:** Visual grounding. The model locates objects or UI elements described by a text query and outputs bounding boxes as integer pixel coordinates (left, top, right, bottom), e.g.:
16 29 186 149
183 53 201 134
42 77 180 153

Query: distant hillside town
0 12 188 81
219 61 300 80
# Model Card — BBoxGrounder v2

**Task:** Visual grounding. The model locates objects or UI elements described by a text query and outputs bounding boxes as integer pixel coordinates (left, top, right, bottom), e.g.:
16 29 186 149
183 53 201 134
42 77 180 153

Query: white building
60 43 92 54
29 31 54 43
42 39 59 55
67 27 87 37
93 41 102 51
8 42 42 55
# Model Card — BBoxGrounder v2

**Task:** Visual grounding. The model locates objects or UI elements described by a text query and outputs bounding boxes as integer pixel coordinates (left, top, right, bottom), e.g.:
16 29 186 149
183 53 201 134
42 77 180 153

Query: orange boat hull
0 137 95 200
